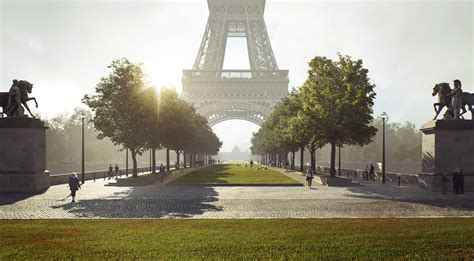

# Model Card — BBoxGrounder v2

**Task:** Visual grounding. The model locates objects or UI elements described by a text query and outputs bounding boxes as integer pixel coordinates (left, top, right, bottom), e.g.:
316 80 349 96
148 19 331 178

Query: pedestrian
452 171 459 195
364 165 369 180
441 172 449 195
114 164 119 179
285 160 289 172
459 168 465 194
250 159 254 168
160 163 165 183
306 166 314 188
108 164 113 180
68 172 81 203
369 164 375 181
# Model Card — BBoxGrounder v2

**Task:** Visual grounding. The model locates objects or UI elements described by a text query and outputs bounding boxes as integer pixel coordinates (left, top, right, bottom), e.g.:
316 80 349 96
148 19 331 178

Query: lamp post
81 114 85 184
338 145 341 176
381 112 387 184
125 148 129 177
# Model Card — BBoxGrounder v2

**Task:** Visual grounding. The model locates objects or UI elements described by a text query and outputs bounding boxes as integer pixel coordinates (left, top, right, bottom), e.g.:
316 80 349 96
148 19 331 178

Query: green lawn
171 164 299 184
0 219 473 259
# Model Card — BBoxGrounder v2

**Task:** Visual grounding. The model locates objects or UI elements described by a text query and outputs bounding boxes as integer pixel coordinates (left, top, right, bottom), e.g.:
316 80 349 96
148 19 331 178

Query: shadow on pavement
51 186 222 218
345 183 474 212
0 194 37 206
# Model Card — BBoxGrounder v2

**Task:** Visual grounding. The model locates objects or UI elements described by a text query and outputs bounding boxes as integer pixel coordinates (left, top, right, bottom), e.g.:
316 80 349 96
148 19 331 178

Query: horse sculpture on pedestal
0 80 38 118
432 82 473 120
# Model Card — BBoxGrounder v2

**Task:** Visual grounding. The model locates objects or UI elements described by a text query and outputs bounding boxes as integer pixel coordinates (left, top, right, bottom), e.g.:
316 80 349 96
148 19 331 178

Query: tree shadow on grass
345 183 474 212
51 186 222 218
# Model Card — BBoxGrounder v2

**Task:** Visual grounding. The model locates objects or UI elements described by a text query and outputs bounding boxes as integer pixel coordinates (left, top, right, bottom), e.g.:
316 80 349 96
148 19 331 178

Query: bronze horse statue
0 80 38 118
432 83 474 120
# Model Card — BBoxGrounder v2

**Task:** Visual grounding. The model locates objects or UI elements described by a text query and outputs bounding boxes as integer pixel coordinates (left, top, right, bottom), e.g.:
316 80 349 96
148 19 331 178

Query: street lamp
125 148 129 177
338 145 342 176
381 112 388 184
81 114 85 184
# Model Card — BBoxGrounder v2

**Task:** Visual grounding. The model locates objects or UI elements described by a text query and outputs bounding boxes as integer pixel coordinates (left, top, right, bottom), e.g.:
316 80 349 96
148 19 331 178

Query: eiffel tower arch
181 0 289 127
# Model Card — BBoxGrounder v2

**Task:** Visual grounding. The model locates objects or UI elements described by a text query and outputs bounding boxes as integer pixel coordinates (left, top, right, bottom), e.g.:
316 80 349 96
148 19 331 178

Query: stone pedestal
419 120 474 192
0 118 50 193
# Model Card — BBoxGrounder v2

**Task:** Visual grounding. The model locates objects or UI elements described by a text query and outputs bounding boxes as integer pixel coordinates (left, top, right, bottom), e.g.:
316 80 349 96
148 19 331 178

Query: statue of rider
6 79 22 117
450 79 463 120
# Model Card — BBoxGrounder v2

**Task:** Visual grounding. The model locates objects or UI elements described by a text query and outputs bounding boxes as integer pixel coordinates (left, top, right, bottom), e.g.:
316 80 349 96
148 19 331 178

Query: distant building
217 146 258 162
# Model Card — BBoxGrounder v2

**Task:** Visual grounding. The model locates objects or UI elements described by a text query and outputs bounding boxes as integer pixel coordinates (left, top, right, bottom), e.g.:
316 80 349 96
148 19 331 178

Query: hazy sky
1 0 473 152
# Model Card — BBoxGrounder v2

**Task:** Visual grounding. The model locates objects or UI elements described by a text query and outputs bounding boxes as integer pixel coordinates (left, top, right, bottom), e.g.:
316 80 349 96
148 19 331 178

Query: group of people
442 168 465 195
364 164 376 180
108 164 120 180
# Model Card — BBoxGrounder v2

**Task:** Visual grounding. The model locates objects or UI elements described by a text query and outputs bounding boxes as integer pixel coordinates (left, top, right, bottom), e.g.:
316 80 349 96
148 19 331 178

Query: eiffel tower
181 0 289 126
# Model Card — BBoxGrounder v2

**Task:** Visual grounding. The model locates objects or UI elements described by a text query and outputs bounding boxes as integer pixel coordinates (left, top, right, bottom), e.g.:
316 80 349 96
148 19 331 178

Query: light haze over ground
1 0 472 152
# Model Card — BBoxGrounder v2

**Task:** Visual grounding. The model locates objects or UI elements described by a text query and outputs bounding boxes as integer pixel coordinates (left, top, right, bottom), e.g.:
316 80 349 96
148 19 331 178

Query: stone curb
167 183 304 187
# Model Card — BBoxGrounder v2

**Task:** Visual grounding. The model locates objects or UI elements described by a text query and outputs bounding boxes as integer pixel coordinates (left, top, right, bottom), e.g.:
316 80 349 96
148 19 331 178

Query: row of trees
339 119 421 164
44 108 125 169
251 54 377 177
83 58 222 177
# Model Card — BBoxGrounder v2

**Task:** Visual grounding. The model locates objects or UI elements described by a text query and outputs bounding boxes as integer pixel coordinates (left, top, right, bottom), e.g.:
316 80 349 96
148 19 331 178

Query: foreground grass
172 164 299 184
0 219 473 259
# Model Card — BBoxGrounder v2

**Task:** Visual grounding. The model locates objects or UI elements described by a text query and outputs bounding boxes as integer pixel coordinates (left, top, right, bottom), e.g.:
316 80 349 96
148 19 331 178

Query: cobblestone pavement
0 177 473 218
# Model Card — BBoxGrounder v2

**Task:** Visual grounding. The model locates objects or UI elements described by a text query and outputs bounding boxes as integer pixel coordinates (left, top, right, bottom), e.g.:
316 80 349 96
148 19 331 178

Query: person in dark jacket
459 168 465 194
452 171 460 195
114 164 119 179
68 173 81 203
306 167 314 188
369 164 375 181
108 164 113 180
441 172 449 195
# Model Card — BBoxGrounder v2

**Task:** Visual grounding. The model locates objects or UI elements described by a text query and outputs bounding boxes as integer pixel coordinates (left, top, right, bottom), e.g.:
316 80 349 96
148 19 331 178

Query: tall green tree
300 54 377 177
82 58 150 177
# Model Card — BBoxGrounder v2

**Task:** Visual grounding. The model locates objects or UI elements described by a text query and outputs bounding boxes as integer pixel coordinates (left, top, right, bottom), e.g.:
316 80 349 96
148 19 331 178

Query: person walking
114 164 119 179
108 164 113 180
369 164 375 181
441 172 449 195
364 165 369 180
250 159 254 168
160 163 165 183
68 173 81 203
306 166 314 189
459 168 465 194
452 171 459 195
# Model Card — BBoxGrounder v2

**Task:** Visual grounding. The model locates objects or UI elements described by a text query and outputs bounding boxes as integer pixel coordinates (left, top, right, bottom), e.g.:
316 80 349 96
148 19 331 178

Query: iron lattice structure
181 0 289 126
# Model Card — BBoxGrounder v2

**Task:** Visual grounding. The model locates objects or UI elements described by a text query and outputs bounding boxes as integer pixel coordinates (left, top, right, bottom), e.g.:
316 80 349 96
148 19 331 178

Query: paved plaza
0 169 473 218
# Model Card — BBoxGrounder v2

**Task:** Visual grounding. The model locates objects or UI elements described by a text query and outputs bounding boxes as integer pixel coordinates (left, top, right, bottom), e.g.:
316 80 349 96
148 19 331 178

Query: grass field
171 164 299 184
0 219 473 259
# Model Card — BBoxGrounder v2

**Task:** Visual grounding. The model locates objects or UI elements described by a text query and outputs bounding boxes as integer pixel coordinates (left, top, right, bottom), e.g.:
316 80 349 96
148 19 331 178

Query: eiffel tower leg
193 18 227 71
247 19 279 71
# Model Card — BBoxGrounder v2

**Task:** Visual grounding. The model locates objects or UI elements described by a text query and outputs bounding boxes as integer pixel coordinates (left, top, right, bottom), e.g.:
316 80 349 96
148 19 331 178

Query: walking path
273 167 310 186
0 166 473 218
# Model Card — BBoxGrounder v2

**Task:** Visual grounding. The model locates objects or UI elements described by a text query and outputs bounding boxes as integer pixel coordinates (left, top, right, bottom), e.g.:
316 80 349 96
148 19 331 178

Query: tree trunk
299 146 304 172
291 151 295 170
330 141 336 177
152 148 156 174
166 147 170 171
131 150 138 178
309 147 315 170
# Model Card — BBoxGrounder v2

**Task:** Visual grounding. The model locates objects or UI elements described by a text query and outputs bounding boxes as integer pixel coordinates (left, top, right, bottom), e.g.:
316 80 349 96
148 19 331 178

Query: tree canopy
83 58 221 177
251 54 377 177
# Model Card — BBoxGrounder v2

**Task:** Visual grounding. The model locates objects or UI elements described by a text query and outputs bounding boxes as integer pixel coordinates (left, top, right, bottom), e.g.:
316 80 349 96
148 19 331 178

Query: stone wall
316 165 472 192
